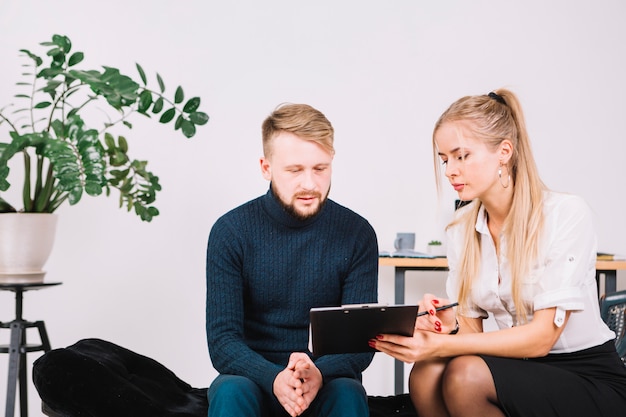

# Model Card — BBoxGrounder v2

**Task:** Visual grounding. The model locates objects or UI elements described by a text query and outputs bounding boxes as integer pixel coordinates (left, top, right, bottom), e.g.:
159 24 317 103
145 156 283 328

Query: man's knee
208 375 263 416
315 378 368 416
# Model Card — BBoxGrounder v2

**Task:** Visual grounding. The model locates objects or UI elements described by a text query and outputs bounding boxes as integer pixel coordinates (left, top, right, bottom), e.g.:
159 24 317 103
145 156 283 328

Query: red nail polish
368 340 376 348
435 325 442 332
429 310 435 316
435 321 441 327
376 334 383 340
433 299 440 305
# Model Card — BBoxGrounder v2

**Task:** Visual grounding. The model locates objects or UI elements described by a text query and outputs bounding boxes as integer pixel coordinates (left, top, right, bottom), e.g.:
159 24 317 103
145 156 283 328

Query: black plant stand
0 282 61 417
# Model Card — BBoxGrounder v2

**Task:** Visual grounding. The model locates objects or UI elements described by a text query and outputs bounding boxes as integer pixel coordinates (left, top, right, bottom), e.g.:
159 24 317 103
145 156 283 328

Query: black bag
33 338 419 417
368 394 418 417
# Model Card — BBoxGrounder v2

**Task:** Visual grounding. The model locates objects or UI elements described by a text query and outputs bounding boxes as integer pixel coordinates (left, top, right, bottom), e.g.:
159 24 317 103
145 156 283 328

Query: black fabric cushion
33 338 208 417
33 338 418 417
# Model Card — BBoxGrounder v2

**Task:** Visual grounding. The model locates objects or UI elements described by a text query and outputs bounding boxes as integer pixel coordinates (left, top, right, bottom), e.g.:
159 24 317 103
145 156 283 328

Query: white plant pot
427 244 446 257
0 213 58 283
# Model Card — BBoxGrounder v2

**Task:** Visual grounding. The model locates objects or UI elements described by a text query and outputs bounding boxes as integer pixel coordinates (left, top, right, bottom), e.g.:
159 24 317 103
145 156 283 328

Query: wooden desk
379 256 626 394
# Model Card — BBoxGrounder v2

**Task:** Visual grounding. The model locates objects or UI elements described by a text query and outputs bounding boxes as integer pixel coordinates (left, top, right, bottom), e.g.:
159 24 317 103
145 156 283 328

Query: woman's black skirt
481 340 626 417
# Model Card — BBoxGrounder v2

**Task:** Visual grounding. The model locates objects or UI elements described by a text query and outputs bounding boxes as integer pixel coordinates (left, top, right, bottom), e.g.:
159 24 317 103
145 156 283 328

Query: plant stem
34 164 56 212
22 150 32 211
48 189 68 213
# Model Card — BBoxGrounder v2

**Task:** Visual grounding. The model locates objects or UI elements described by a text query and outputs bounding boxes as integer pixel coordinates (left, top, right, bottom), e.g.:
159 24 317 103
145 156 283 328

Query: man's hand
273 353 322 416
292 353 322 410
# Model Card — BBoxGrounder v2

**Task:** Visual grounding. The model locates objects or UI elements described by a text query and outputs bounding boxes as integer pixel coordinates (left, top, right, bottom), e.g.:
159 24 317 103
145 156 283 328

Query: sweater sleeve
205 217 282 394
313 219 379 381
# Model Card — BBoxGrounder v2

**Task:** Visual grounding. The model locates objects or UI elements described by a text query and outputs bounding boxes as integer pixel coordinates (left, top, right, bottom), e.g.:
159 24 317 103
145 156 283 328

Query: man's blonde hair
262 103 335 157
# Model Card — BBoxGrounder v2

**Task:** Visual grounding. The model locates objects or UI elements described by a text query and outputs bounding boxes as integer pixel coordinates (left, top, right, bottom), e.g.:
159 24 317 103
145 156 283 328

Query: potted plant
427 240 445 257
0 34 209 282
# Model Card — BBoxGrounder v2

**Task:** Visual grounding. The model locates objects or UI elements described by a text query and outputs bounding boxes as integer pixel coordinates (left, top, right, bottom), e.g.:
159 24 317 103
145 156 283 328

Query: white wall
1 1 625 414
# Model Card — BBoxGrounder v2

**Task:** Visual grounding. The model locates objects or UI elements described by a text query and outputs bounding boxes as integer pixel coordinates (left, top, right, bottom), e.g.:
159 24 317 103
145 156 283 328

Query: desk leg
604 270 617 294
596 270 617 296
394 268 407 395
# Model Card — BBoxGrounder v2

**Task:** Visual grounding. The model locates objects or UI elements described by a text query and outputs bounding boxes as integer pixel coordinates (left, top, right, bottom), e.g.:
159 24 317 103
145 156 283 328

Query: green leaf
174 114 183 130
51 34 71 52
181 119 196 138
104 133 115 149
156 73 165 93
183 97 200 113
19 49 43 66
174 86 184 104
136 63 147 85
68 52 84 66
38 67 63 79
111 150 128 166
189 111 209 125
71 67 140 110
152 97 164 114
120 178 133 193
34 101 52 109
46 47 63 58
44 115 106 205
84 182 103 196
118 136 128 153
159 108 176 123
138 90 153 113
67 186 83 205
41 80 63 94
0 195 17 213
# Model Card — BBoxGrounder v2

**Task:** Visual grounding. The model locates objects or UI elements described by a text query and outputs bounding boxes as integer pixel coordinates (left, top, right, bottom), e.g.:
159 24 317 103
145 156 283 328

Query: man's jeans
208 374 369 417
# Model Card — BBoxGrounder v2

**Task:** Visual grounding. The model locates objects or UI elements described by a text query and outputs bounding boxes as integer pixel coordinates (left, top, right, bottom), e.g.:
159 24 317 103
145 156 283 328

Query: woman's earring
499 163 511 188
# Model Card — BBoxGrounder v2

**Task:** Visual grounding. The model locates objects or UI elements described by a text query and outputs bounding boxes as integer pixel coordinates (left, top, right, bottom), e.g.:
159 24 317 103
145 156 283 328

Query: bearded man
205 103 379 417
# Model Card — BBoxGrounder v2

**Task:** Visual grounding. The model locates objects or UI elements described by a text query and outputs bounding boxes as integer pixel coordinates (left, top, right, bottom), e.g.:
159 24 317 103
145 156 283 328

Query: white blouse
446 191 615 353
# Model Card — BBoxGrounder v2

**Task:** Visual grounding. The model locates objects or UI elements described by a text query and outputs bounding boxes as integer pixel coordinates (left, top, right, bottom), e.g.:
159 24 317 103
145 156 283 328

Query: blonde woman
372 89 626 417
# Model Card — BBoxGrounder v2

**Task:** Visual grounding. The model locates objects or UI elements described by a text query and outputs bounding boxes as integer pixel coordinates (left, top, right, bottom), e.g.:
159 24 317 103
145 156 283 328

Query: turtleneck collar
261 185 325 229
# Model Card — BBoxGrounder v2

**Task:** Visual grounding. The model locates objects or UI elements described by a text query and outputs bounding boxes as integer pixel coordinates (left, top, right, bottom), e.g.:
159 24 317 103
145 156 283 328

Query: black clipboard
309 304 418 356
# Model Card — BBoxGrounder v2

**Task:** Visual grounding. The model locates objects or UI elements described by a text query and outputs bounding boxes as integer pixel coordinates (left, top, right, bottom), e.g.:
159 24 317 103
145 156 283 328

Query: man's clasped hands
273 353 322 417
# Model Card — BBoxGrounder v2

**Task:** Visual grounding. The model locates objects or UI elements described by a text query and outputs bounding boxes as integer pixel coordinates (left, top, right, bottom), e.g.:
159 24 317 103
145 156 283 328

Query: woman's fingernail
433 299 440 304
435 321 441 327
376 334 384 340
435 325 442 332
429 310 435 315
368 340 376 348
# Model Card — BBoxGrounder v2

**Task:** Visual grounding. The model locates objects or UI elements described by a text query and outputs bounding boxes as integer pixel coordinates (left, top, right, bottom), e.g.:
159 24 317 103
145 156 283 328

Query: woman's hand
416 293 457 334
369 330 440 363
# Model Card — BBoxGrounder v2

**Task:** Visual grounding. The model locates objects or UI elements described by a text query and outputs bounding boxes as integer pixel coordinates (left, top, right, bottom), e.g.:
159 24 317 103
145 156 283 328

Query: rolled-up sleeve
529 194 597 313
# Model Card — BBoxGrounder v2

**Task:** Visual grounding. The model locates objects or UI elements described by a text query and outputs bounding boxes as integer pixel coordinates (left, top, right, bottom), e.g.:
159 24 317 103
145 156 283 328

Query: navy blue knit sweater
206 188 378 395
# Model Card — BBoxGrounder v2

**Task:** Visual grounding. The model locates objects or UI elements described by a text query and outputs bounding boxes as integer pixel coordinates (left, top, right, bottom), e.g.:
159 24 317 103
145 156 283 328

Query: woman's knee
442 355 498 406
443 356 492 391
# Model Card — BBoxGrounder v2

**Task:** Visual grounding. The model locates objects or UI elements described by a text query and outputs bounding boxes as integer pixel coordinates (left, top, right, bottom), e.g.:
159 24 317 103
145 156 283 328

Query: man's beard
273 187 330 221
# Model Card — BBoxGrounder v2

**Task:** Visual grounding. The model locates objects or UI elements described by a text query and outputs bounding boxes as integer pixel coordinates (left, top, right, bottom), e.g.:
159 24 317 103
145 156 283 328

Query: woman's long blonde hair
433 89 547 324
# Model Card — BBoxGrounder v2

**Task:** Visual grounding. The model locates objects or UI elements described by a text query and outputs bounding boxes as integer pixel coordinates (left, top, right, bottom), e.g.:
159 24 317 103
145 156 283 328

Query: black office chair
600 289 626 365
